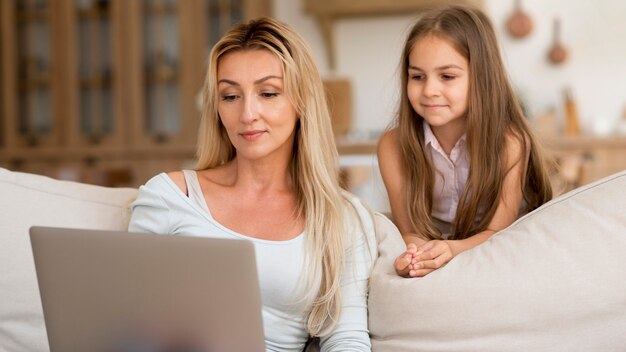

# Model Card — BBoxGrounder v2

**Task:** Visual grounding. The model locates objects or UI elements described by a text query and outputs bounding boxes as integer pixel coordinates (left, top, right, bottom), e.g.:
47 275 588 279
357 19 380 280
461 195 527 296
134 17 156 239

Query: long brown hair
396 5 552 240
196 17 351 336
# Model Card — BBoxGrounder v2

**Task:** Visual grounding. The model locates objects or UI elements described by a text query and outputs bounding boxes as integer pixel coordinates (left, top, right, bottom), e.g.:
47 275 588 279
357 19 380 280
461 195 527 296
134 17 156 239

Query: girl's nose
422 78 440 97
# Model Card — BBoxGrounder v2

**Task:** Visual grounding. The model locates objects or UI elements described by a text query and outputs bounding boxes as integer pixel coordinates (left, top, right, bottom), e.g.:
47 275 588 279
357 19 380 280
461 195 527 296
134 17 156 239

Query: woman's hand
408 240 455 277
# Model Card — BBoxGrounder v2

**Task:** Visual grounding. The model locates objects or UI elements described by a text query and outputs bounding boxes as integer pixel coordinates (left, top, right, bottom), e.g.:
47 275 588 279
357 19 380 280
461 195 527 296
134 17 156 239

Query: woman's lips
240 130 266 141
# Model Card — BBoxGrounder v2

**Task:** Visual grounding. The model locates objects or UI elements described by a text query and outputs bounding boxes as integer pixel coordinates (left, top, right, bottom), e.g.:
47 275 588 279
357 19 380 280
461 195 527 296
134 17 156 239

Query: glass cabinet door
207 0 243 47
18 0 53 146
143 0 180 143
125 0 205 149
1 0 57 148
74 0 118 146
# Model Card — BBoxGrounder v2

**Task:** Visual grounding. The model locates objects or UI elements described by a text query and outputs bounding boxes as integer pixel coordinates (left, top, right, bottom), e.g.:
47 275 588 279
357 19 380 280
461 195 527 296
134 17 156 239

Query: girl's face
217 49 298 162
407 35 469 134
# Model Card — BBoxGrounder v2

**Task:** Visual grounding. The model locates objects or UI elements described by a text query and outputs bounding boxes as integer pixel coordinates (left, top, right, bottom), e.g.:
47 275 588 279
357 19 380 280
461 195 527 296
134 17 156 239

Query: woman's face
216 49 298 162
407 35 469 137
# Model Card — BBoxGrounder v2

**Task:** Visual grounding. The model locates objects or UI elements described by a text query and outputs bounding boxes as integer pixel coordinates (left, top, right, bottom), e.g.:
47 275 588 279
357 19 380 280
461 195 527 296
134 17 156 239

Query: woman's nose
240 95 259 123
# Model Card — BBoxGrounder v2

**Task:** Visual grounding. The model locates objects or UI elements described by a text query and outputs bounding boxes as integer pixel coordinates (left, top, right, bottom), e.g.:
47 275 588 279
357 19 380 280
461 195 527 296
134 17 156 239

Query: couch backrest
0 168 138 352
369 170 626 351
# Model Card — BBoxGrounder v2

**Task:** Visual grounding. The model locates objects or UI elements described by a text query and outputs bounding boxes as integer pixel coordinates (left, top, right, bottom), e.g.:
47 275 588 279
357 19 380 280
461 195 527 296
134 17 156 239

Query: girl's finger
409 268 434 277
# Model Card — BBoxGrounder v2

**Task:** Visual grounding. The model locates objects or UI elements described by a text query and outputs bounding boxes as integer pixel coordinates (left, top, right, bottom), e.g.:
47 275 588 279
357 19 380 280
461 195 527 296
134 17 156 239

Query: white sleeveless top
128 171 375 351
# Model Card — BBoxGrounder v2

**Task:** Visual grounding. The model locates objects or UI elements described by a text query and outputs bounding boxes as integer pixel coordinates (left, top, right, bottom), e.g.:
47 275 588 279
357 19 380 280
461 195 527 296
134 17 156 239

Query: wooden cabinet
0 0 270 186
543 136 626 194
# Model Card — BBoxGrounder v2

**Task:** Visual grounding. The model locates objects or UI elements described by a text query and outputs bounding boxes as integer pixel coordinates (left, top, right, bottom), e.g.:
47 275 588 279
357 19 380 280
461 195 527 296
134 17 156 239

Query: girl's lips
422 104 446 109
240 130 266 141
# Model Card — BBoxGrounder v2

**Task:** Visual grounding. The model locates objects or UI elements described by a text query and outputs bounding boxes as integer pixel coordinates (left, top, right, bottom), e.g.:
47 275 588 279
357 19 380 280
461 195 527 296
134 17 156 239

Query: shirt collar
422 120 467 158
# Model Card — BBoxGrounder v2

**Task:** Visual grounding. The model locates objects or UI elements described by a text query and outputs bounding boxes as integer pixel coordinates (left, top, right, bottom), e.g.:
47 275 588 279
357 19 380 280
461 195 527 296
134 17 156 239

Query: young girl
377 5 553 278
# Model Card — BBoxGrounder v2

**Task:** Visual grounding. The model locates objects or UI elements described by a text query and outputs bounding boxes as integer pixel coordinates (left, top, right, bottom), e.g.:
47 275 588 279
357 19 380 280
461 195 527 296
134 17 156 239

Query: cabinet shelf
143 2 177 15
18 77 51 90
79 74 113 89
17 9 48 22
77 7 110 20
145 71 178 85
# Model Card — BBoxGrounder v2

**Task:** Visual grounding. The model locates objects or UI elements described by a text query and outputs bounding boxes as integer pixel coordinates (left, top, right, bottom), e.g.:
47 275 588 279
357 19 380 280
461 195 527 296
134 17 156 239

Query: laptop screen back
30 226 265 352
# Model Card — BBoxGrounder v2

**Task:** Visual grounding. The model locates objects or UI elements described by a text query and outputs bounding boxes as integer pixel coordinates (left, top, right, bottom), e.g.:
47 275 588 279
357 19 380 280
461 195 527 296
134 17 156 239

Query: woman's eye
221 94 238 102
260 92 279 99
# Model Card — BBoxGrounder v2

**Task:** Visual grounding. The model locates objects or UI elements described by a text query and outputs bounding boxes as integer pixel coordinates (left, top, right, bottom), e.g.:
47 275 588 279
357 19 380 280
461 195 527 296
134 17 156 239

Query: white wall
274 0 626 136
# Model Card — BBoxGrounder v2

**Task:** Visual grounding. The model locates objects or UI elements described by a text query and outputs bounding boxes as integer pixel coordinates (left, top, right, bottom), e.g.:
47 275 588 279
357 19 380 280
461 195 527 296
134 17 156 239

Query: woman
129 18 375 351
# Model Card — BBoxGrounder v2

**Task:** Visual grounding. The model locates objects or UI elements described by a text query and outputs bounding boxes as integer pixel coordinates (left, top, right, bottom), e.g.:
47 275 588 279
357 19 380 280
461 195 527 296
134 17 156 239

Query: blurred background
1 0 625 213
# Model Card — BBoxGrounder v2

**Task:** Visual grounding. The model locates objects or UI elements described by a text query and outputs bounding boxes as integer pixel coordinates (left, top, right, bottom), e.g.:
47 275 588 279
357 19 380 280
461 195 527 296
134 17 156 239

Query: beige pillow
0 168 137 352
369 171 626 352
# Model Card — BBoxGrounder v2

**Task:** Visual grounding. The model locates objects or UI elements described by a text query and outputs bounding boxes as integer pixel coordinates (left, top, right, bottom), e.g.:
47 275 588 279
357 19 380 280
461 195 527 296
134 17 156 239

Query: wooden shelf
77 7 110 20
304 0 483 69
0 145 196 162
145 70 178 85
18 77 51 90
17 9 48 22
543 135 626 149
79 73 113 89
335 134 626 196
143 2 177 15
337 139 377 155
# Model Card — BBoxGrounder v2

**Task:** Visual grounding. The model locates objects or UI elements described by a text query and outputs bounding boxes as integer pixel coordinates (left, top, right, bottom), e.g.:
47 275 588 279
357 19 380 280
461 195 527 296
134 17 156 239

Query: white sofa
1 167 626 352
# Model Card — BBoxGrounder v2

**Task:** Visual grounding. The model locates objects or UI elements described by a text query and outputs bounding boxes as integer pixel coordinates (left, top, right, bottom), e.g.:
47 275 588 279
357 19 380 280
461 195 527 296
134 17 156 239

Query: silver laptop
30 226 265 352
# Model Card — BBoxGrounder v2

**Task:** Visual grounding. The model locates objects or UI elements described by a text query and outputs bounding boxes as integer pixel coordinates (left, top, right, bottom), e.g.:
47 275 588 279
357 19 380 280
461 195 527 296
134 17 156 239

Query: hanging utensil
506 0 533 38
548 18 568 65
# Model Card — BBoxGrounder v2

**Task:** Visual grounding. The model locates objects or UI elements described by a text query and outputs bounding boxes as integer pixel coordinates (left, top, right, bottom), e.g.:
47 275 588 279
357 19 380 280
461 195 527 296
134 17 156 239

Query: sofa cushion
0 168 138 352
369 170 626 352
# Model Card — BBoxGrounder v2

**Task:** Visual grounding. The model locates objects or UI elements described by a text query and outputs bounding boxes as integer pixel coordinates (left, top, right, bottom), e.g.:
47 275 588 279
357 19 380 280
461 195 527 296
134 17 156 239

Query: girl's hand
409 240 455 277
394 243 419 277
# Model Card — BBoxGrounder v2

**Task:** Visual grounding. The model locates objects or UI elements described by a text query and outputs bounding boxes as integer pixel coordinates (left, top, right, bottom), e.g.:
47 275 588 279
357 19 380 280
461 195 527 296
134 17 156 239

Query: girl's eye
411 74 424 81
441 74 456 81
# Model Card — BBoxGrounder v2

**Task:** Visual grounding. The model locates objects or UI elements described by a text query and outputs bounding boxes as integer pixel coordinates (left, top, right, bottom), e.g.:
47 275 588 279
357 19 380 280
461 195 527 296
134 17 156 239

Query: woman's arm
409 133 527 276
128 174 173 234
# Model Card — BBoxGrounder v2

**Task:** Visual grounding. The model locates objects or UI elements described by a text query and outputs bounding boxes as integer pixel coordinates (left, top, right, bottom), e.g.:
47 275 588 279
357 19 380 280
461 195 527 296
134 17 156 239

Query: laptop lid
29 226 265 352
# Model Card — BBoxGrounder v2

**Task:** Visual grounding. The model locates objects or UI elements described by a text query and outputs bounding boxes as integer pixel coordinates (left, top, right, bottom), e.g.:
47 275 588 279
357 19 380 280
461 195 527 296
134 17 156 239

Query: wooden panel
243 0 272 19
0 1 17 149
178 0 205 147
126 0 145 149
324 78 351 136
3 0 16 150
50 0 74 147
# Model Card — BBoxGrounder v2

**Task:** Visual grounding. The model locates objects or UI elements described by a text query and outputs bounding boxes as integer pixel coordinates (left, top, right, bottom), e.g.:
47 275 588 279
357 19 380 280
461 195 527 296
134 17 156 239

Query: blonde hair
196 17 347 336
396 5 553 240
